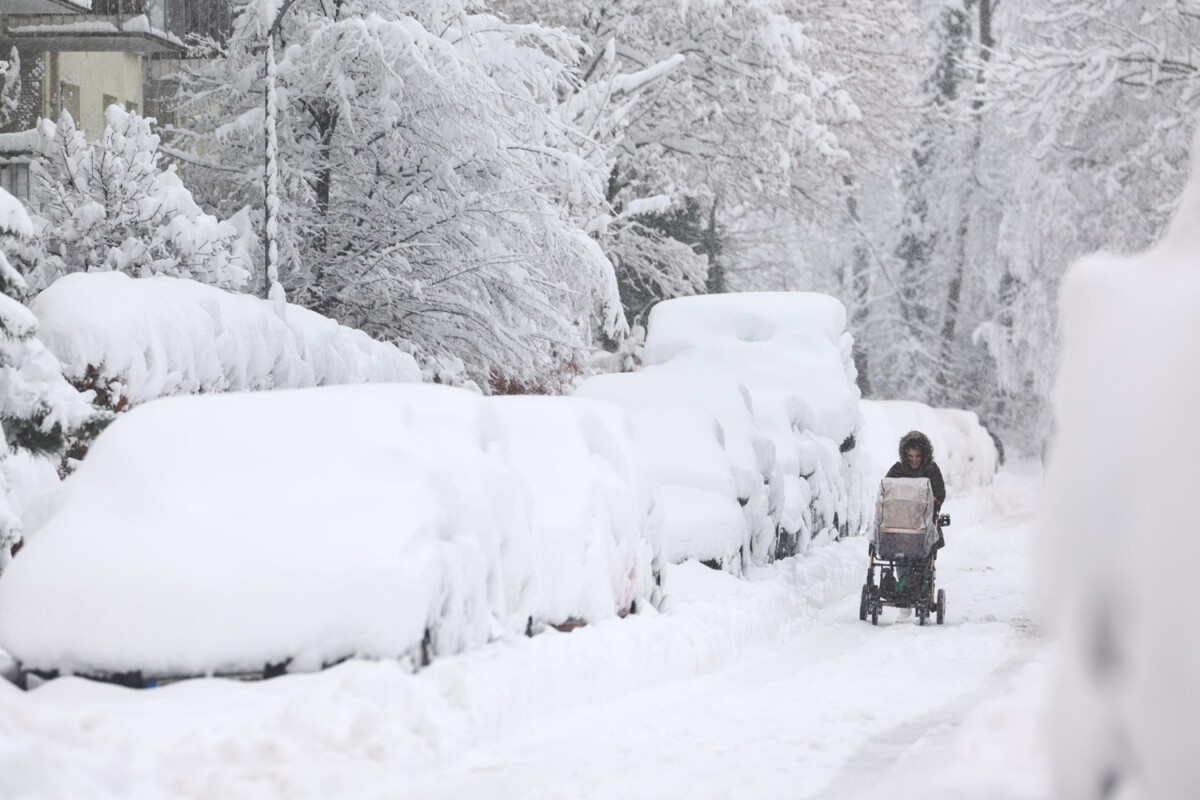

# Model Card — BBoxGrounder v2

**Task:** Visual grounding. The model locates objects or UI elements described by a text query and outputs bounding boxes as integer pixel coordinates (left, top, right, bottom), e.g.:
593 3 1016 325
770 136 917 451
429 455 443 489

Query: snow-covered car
641 291 869 551
0 384 658 685
573 376 749 571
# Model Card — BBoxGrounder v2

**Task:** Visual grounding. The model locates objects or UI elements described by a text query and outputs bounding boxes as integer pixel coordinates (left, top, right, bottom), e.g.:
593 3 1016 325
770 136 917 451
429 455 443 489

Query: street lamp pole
262 0 302 301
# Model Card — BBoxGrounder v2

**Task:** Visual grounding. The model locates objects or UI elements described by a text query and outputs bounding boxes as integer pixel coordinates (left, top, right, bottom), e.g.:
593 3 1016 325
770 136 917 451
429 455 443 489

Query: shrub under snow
0 384 658 679
31 272 420 408
0 188 102 569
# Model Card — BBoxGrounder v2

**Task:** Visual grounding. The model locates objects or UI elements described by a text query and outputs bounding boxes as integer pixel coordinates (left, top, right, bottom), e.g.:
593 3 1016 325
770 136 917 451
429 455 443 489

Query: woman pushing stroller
884 432 945 614
860 430 950 625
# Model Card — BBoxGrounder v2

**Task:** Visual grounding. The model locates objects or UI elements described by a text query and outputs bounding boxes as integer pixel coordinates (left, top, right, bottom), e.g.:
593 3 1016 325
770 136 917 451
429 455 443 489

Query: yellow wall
42 51 144 139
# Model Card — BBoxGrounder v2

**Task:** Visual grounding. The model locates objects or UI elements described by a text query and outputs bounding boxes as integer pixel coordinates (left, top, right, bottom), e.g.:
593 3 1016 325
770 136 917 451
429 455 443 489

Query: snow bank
576 370 767 569
858 400 999 492
1042 132 1200 799
0 384 657 678
31 272 420 407
637 292 866 559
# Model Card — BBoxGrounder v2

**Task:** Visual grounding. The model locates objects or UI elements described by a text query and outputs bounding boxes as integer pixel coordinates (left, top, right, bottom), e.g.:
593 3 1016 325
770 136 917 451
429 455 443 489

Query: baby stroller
859 477 950 626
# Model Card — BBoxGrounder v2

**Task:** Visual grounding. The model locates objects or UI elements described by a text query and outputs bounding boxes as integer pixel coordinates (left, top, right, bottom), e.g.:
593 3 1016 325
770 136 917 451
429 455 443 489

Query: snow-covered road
0 464 1050 800
400 464 1049 800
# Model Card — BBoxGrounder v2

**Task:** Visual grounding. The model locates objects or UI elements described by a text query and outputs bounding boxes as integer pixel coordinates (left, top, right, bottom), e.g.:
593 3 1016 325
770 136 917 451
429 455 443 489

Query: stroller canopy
873 477 938 559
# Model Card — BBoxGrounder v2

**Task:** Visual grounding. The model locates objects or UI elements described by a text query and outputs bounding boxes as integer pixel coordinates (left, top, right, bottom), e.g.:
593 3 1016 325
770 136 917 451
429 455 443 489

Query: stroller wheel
859 585 869 621
870 600 879 626
936 589 946 625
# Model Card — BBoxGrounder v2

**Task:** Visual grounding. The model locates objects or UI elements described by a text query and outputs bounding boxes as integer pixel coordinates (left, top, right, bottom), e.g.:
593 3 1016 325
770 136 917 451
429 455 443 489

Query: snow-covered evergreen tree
12 107 253 293
0 188 106 566
0 48 20 129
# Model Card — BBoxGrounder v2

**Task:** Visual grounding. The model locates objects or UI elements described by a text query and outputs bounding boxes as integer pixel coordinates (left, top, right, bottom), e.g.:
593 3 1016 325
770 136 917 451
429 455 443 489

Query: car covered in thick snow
0 384 659 685
638 291 870 556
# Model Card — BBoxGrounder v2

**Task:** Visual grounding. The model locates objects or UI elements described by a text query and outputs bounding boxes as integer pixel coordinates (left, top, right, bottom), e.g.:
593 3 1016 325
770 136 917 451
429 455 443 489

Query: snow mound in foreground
858 399 998 492
31 272 421 406
1044 131 1200 799
0 384 657 678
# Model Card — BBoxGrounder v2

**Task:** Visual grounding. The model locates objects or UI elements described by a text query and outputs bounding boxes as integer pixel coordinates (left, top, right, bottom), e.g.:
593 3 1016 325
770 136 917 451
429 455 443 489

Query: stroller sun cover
873 477 938 560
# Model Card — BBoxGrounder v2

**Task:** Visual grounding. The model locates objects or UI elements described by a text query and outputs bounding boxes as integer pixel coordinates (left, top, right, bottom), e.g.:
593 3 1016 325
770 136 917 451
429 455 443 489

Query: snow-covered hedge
31 272 420 408
636 292 868 563
1041 133 1200 799
576 372 752 571
0 384 658 679
858 399 999 492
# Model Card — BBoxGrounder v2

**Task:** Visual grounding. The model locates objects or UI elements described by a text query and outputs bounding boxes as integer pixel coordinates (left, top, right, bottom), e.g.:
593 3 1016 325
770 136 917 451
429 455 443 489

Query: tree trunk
703 198 724 294
937 0 992 398
843 174 872 396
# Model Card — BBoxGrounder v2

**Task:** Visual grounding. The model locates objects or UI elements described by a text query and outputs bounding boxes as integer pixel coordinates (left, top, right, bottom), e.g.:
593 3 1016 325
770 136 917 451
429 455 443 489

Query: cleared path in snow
396 464 1048 800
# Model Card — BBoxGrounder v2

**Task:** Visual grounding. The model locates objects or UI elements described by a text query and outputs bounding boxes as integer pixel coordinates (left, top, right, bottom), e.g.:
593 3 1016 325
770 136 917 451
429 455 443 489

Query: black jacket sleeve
927 463 946 512
885 462 903 479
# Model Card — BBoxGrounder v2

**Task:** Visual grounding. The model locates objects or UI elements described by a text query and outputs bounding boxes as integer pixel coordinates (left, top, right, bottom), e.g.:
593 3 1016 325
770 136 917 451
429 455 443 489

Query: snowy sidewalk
0 464 1047 800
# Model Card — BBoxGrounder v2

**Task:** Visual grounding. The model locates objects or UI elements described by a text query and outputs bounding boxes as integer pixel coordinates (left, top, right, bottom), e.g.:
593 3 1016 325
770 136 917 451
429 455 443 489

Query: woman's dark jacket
885 430 946 513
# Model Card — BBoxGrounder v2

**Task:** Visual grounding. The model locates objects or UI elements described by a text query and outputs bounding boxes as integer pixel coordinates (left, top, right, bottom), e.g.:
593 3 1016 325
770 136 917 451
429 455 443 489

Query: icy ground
0 463 1048 800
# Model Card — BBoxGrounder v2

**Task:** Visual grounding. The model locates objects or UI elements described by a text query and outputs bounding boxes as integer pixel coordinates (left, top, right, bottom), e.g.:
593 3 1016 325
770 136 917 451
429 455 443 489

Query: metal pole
263 34 280 298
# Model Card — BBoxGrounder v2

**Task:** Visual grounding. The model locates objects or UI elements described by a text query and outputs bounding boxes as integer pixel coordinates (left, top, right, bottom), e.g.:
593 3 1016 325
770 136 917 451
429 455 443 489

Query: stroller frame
860 515 949 626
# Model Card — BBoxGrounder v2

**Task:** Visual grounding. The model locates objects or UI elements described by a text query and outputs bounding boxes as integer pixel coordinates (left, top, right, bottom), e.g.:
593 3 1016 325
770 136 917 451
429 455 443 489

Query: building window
59 82 80 123
0 162 31 203
146 0 167 32
103 94 118 113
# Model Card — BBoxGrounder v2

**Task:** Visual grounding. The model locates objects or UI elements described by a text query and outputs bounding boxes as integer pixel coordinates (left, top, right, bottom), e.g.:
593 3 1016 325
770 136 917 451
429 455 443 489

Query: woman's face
905 448 923 470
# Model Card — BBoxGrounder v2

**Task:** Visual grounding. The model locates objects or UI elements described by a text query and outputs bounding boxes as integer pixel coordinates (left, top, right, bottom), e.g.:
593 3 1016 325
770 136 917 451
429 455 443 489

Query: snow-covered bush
0 383 658 679
574 375 749 571
11 108 252 292
1042 131 1200 800
640 292 868 556
0 189 105 569
31 271 420 410
858 399 999 493
577 370 772 569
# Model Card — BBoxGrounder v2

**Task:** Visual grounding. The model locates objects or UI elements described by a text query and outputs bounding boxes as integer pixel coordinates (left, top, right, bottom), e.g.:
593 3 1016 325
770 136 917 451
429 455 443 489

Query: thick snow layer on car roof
642 292 860 444
575 370 771 499
0 384 656 678
31 272 420 406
